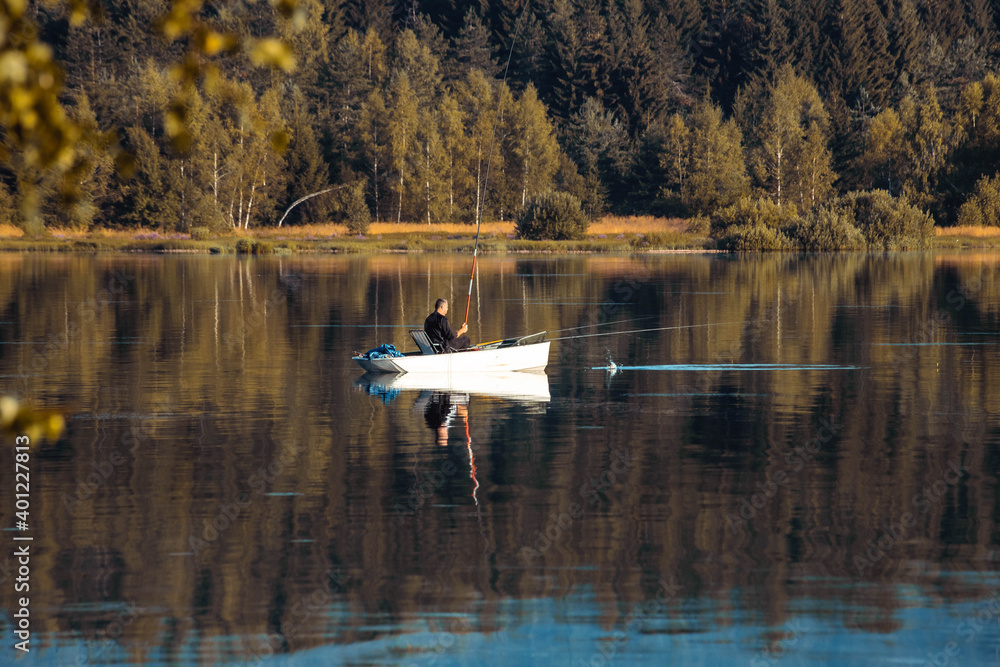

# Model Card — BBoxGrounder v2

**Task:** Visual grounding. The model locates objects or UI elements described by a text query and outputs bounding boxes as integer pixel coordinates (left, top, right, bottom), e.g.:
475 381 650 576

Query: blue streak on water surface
625 392 769 397
592 364 864 371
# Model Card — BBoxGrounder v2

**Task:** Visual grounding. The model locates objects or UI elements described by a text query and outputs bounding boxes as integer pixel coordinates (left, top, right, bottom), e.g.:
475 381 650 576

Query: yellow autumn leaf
250 38 296 72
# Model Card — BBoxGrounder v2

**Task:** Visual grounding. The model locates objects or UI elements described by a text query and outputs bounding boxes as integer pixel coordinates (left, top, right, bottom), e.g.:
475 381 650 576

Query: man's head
435 298 448 315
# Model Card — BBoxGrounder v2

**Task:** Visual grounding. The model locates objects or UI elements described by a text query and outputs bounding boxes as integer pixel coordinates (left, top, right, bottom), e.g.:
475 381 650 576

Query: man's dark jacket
424 311 462 349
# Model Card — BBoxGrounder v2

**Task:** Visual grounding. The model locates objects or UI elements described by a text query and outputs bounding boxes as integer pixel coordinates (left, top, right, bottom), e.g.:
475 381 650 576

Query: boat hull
353 341 550 374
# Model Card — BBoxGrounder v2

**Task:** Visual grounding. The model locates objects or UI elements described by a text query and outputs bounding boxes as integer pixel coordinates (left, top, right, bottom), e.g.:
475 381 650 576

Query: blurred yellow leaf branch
0 396 64 443
0 0 298 230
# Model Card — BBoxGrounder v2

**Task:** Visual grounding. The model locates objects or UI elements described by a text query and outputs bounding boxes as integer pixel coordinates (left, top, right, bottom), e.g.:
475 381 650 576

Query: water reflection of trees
0 253 999 659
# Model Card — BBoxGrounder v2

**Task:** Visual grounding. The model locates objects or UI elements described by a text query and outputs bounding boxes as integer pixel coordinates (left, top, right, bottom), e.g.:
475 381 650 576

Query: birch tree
438 91 469 222
387 72 419 223
359 90 388 221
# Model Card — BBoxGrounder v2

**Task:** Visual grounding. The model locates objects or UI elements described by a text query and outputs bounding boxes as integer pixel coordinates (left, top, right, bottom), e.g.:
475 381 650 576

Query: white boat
353 331 550 374
356 370 551 402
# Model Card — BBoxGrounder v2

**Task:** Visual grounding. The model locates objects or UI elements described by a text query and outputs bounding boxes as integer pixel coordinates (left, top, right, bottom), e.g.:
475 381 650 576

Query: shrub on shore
833 190 933 250
794 207 866 251
515 192 589 240
343 182 371 235
710 197 797 251
709 191 933 251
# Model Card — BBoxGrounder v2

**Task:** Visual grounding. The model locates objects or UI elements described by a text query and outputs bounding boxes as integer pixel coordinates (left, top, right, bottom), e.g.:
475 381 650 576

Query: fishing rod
547 321 752 342
464 1 531 327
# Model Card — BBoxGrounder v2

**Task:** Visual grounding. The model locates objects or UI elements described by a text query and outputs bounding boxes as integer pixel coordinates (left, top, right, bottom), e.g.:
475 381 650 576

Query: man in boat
424 298 471 352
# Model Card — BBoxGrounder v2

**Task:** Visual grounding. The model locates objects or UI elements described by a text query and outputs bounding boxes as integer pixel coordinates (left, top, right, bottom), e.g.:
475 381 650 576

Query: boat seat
409 329 441 355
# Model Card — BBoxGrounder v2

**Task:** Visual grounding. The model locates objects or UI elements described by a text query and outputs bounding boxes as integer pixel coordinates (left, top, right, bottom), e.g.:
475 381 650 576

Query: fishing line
464 0 532 326
547 321 753 342
545 315 658 335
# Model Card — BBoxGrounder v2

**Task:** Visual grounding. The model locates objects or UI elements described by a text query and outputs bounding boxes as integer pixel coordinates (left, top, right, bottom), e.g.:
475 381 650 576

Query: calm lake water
1 252 1000 666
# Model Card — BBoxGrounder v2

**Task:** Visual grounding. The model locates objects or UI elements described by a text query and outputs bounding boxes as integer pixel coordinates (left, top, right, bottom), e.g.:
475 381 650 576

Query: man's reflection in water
423 392 469 447
420 391 478 503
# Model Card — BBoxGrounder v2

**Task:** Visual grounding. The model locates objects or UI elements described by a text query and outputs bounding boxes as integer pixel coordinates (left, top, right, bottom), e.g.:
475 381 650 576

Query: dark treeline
11 0 1000 230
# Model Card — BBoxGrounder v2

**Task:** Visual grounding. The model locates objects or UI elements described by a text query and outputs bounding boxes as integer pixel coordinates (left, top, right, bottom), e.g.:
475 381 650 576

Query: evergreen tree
863 0 895 105
542 0 586 122
448 7 498 81
916 0 968 47
682 100 750 214
787 0 828 83
394 29 442 105
510 84 561 209
326 28 387 177
508 8 548 94
117 126 178 228
649 0 705 41
626 119 669 214
0 179 16 228
344 0 396 38
282 88 332 225
458 69 504 224
60 92 116 228
862 108 905 192
964 0 996 49
604 0 675 135
745 0 791 86
887 0 924 82
691 1 750 108
563 97 630 215
277 0 333 94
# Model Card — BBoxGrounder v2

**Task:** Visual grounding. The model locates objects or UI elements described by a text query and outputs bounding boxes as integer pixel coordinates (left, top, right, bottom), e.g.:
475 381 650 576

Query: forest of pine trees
7 0 1000 231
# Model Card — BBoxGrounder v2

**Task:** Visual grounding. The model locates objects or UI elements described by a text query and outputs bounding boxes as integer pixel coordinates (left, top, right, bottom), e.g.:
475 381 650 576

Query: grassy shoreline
0 218 997 253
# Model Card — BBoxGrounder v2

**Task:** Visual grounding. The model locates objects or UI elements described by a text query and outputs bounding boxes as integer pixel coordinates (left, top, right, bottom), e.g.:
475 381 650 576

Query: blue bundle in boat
363 343 404 359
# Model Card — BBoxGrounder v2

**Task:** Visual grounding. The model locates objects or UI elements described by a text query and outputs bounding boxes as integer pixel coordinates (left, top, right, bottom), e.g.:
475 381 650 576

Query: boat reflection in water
355 371 550 508
354 370 551 405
